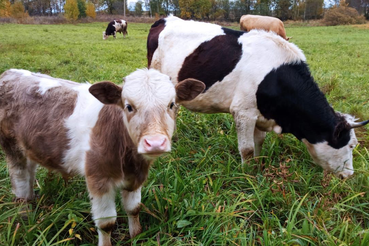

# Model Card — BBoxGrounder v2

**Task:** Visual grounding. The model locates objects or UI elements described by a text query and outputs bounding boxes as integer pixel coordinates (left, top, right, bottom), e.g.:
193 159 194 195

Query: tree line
1 0 368 21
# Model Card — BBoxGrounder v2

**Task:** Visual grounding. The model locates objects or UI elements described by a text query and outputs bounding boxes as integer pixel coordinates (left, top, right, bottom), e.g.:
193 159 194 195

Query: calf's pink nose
143 135 168 153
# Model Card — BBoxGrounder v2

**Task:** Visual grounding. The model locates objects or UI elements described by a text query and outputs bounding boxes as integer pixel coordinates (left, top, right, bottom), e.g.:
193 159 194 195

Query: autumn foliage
0 0 11 17
323 0 366 26
86 2 96 19
10 1 29 20
64 0 79 21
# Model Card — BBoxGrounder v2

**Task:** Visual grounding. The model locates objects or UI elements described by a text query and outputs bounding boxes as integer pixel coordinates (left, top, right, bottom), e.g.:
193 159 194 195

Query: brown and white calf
103 19 128 40
147 16 368 179
240 14 289 40
0 69 204 245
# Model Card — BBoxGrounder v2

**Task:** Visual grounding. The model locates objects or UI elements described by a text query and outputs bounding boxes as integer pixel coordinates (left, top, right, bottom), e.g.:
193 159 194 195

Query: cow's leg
8 157 37 202
121 186 142 238
232 109 258 162
254 128 266 157
88 183 116 246
113 31 116 39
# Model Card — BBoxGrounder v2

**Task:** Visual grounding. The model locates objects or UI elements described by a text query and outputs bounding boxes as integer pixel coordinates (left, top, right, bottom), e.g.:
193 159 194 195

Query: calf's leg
8 157 37 202
88 184 117 246
121 186 142 238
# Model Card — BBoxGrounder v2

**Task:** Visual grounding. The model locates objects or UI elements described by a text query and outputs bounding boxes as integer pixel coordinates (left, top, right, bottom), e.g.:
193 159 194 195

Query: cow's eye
169 102 175 109
126 104 133 112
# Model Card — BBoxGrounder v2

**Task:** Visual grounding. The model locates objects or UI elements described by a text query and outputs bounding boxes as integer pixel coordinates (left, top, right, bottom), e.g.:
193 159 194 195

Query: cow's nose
143 135 168 153
336 170 354 179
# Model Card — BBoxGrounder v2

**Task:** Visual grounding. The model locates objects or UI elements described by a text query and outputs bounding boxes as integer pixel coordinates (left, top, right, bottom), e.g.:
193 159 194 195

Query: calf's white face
122 70 177 158
89 69 205 159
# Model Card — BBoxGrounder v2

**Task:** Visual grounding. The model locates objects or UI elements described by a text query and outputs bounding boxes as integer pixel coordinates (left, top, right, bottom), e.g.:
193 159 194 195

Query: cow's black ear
333 120 350 142
89 81 122 105
175 78 205 102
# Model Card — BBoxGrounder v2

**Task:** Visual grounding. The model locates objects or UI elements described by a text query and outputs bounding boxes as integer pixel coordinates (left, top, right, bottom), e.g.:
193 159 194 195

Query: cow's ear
175 78 205 102
89 81 122 105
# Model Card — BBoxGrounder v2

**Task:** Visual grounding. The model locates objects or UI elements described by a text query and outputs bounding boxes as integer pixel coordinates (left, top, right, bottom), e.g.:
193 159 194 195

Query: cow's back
148 17 304 113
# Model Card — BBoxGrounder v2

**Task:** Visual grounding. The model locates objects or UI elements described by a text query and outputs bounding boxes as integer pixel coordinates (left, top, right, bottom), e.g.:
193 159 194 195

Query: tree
0 0 11 17
134 0 143 16
10 1 29 19
64 0 79 20
179 0 193 18
305 0 324 19
275 0 292 20
86 1 96 18
324 0 366 24
77 0 86 17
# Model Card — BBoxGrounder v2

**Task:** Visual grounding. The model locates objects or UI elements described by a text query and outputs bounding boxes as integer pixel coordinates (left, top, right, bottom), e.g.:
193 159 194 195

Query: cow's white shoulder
239 30 306 65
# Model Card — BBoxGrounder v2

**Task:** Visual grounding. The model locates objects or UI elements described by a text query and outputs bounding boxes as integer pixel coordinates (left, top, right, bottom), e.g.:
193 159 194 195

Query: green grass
0 22 369 245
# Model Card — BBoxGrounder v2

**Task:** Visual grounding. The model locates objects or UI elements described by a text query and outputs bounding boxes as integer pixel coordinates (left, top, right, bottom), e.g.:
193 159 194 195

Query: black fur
177 27 243 91
256 62 350 149
105 21 116 36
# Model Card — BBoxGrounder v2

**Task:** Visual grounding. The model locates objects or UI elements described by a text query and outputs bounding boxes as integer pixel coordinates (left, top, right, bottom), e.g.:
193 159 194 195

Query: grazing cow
147 16 369 178
240 14 289 40
0 69 204 246
103 19 128 40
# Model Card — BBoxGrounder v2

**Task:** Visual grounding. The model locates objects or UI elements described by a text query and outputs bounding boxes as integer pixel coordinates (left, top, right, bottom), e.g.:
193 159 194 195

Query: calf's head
303 114 368 179
89 69 205 159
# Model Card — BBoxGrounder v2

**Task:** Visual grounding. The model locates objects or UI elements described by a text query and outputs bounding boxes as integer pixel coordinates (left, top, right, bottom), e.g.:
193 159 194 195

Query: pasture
0 21 369 245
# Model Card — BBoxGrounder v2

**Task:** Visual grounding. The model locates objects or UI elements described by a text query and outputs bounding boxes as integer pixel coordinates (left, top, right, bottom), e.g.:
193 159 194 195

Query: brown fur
147 19 166 67
240 15 289 40
100 222 116 233
86 105 151 196
0 74 77 177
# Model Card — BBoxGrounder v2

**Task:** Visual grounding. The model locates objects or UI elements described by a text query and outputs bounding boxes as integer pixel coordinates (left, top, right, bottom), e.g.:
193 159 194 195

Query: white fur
90 189 117 246
122 69 176 154
37 77 61 95
63 83 104 176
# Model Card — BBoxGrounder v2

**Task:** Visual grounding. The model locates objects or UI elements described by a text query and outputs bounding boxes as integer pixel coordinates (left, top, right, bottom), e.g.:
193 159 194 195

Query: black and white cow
103 19 128 40
147 16 369 178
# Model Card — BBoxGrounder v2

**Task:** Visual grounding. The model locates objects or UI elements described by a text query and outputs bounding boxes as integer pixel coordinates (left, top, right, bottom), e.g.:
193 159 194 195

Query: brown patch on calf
86 105 151 196
0 78 77 176
100 221 116 233
175 78 206 102
147 19 166 67
89 82 122 105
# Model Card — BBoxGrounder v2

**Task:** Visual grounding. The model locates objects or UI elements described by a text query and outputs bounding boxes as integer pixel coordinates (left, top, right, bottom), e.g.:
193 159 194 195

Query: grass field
0 21 369 245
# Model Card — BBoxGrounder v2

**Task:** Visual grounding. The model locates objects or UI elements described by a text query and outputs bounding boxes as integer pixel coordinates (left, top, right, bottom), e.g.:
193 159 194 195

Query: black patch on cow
147 18 166 67
177 27 243 91
256 62 350 149
105 21 116 36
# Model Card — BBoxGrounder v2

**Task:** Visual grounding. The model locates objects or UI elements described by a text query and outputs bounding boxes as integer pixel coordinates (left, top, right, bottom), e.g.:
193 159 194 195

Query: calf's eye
126 104 133 112
169 102 175 109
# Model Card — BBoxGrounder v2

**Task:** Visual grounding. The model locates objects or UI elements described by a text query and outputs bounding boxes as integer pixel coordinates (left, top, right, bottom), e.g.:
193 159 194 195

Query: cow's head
89 69 205 159
302 114 368 179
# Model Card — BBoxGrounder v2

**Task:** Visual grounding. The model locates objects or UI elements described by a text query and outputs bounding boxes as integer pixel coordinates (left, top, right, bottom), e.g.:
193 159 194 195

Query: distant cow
240 14 289 40
0 69 204 246
103 19 128 40
147 16 368 178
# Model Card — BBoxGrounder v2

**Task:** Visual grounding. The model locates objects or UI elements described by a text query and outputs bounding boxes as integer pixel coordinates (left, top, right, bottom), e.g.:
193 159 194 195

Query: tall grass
0 22 368 245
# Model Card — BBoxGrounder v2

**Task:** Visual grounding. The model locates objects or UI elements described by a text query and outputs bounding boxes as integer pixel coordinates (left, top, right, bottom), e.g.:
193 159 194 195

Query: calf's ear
89 81 122 105
175 78 205 102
